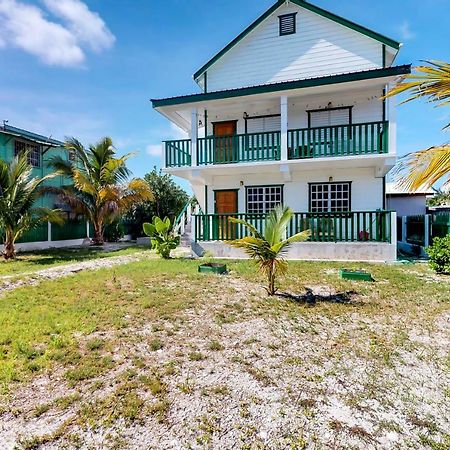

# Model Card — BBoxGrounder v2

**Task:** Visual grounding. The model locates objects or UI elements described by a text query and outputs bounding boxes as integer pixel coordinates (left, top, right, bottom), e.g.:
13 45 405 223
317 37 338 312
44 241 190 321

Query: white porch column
191 109 198 167
386 82 397 156
47 222 52 242
86 221 90 239
280 96 288 161
424 214 431 248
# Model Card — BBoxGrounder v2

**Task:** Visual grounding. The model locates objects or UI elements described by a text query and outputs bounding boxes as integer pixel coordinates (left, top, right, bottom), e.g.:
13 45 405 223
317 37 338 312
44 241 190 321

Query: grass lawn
0 245 145 278
0 256 449 449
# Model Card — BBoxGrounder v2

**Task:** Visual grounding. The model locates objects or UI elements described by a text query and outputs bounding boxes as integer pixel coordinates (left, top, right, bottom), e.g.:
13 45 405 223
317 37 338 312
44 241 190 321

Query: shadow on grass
277 288 361 306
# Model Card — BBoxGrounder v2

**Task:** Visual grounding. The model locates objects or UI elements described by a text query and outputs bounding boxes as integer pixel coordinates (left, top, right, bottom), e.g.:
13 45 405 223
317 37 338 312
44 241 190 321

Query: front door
215 190 238 240
214 121 237 164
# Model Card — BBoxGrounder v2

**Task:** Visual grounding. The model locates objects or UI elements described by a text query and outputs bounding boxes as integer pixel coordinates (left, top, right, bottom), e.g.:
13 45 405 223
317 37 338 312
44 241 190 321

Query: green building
0 123 70 209
0 123 91 247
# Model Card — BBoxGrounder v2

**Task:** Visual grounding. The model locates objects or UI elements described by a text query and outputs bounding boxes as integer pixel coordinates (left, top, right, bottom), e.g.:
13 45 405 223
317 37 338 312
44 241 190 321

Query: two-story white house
152 0 410 261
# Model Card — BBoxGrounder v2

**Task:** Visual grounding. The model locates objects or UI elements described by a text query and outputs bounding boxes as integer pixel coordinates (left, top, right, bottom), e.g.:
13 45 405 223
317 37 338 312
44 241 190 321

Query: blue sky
0 0 449 190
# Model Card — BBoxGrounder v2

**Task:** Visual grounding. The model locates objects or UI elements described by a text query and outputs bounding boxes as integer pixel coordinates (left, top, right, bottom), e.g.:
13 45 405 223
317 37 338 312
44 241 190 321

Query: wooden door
214 121 237 163
215 190 238 240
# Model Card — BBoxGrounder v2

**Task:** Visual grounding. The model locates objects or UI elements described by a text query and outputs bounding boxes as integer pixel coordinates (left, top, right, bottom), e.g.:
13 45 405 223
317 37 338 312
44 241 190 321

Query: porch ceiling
153 66 411 132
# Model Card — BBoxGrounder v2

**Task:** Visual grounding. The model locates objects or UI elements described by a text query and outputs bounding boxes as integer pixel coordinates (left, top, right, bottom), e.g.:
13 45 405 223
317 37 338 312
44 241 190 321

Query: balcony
194 210 393 243
164 121 389 168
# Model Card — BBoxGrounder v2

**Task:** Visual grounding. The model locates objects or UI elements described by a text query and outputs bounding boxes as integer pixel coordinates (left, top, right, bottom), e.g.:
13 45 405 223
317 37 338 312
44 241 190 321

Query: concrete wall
0 239 87 253
195 241 396 262
387 195 428 217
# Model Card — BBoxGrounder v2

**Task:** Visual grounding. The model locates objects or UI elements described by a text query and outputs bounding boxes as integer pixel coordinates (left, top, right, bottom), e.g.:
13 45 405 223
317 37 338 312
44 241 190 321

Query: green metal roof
0 124 64 146
193 0 401 82
152 65 411 108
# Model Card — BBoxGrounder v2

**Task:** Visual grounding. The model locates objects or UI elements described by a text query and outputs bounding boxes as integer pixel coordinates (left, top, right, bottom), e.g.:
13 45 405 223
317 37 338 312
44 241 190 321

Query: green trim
152 65 411 108
193 1 282 81
279 13 297 36
205 185 208 214
193 0 400 81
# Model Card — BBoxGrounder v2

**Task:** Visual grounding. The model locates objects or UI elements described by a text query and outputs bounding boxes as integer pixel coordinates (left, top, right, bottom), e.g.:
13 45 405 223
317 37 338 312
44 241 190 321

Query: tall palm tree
385 60 450 191
49 137 153 245
0 154 63 260
229 205 310 296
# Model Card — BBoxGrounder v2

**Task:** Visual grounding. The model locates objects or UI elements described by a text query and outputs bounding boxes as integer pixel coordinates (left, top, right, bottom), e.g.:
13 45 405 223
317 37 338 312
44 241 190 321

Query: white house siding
205 4 384 92
205 88 384 136
204 167 383 214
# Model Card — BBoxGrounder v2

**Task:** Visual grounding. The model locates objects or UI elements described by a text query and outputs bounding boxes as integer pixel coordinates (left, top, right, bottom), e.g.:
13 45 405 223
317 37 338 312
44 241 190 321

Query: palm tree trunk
267 260 276 296
3 228 16 260
92 220 104 246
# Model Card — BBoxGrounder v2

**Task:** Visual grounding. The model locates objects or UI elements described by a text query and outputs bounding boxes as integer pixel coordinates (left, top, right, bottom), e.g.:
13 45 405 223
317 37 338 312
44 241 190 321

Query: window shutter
279 14 297 36
309 108 351 128
246 116 281 133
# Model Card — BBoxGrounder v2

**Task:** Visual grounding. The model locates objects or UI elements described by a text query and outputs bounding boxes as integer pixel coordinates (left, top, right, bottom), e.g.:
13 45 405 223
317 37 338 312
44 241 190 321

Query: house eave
152 65 411 109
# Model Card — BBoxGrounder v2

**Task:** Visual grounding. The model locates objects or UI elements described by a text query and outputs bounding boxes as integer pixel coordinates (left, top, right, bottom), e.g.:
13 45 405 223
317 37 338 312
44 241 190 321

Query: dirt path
0 253 147 295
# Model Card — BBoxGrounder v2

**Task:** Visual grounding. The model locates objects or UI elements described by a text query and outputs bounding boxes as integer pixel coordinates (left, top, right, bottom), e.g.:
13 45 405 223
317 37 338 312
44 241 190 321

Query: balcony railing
163 121 389 168
288 121 388 159
164 139 191 168
194 211 393 243
197 131 281 165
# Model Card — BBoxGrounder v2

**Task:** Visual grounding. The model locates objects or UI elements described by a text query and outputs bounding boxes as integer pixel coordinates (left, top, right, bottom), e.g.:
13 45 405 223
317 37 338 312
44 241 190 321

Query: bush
143 216 180 259
104 221 125 242
427 235 450 274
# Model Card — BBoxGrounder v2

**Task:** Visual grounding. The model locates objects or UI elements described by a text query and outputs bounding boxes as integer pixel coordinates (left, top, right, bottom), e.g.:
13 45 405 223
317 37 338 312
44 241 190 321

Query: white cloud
399 21 416 41
43 0 115 52
146 144 163 157
0 0 114 67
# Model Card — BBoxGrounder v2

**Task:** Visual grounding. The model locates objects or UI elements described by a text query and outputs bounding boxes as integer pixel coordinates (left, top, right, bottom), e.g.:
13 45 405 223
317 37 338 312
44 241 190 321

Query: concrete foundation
193 241 397 262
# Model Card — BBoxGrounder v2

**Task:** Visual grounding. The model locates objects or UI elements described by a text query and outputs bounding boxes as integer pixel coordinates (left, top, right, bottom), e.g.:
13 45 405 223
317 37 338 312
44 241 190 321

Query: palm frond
384 60 450 129
394 144 450 191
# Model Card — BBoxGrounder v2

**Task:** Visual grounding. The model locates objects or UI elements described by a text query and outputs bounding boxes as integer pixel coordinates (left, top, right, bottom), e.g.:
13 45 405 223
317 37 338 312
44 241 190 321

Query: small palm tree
385 60 450 191
229 205 310 296
0 154 63 260
49 137 153 245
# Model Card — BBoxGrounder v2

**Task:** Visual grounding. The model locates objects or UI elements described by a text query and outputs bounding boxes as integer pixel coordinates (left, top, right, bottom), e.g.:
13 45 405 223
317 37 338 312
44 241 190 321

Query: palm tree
0 154 63 260
385 60 450 191
229 205 310 296
49 137 153 245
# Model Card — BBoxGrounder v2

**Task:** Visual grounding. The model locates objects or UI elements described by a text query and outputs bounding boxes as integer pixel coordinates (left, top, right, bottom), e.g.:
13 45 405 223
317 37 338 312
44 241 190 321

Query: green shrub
427 235 450 274
143 217 180 259
104 221 125 242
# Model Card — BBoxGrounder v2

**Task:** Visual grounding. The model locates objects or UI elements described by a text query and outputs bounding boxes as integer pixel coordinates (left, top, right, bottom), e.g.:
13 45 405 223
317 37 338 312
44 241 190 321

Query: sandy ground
1 275 449 450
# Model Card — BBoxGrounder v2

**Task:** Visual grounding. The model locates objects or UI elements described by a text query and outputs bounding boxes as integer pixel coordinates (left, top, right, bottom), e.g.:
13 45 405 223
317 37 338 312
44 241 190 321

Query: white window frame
247 185 283 214
309 182 351 213
14 140 41 168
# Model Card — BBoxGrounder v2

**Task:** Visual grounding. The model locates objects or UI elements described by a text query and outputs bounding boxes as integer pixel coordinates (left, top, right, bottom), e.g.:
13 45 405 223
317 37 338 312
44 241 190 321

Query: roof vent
279 13 297 36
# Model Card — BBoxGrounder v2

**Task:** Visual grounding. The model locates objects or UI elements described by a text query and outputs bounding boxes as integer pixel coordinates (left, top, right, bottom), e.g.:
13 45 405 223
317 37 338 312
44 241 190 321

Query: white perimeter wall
203 167 384 214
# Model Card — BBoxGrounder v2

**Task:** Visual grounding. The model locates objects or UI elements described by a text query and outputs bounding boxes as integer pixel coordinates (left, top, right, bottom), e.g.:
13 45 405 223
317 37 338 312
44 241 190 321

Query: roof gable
194 0 400 82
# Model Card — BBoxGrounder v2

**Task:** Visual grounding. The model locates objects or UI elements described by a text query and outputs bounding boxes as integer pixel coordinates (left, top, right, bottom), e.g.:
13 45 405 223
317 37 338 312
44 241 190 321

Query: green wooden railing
164 121 389 168
288 121 389 159
164 139 191 168
194 211 392 243
197 131 281 165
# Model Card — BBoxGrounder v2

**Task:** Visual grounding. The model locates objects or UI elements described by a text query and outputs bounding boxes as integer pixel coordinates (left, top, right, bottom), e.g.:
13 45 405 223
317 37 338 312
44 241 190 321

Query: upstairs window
279 13 297 36
308 107 352 128
14 140 41 168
